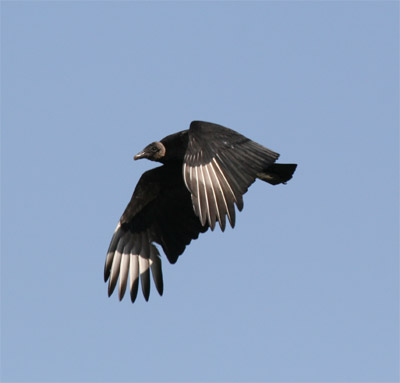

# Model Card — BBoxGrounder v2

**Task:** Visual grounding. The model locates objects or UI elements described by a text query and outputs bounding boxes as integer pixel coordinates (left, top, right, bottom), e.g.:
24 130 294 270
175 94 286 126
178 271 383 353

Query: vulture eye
151 146 158 152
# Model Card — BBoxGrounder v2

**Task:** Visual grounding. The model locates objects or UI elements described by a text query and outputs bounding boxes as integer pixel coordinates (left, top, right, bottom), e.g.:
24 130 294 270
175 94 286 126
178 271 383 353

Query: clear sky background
1 2 399 382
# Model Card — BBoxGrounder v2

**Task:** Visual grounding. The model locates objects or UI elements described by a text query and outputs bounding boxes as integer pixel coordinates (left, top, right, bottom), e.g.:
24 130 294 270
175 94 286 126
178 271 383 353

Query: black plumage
104 121 297 303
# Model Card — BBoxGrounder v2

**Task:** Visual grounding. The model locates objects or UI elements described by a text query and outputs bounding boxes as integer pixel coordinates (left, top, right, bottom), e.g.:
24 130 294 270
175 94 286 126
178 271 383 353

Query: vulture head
134 141 166 162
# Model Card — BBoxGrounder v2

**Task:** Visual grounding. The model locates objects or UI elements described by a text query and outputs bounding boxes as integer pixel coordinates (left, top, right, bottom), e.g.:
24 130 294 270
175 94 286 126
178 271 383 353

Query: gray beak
133 151 146 160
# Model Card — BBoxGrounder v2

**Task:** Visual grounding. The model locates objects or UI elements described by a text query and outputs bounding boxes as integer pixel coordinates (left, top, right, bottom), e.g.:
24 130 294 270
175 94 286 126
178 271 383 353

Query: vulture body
104 121 297 303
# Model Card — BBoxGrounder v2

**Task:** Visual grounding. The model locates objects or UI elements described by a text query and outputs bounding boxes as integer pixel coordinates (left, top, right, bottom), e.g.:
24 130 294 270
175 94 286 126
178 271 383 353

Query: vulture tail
257 163 297 185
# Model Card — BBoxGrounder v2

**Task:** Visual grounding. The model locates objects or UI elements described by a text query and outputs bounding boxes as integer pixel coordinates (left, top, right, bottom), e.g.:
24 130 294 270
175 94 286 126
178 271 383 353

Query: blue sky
1 1 398 382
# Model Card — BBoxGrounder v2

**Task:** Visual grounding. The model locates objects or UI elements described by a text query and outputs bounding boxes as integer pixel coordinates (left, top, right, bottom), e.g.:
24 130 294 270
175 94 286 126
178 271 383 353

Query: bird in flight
104 121 297 303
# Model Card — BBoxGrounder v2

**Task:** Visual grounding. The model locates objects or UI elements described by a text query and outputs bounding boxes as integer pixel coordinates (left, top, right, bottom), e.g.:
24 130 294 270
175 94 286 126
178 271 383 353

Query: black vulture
104 121 297 303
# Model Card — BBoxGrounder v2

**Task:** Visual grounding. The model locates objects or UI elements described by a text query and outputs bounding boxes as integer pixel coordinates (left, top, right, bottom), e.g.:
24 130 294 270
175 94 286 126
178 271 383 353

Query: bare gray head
134 141 166 162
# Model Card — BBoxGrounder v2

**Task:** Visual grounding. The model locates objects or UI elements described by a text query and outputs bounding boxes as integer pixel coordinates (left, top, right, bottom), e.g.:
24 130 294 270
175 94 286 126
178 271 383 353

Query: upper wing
104 164 208 303
183 121 279 231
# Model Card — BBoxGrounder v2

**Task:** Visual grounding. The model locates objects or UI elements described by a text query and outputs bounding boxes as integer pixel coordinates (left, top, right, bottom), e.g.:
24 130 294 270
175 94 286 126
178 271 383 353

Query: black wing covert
104 164 208 303
183 121 280 231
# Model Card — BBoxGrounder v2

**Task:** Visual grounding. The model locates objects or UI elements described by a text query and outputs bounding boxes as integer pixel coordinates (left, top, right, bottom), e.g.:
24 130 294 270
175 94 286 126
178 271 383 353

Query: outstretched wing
104 163 208 303
183 121 279 231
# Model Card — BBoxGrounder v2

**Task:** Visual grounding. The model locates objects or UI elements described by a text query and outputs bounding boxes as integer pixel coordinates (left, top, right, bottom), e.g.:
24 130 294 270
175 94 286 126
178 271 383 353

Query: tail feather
257 163 297 185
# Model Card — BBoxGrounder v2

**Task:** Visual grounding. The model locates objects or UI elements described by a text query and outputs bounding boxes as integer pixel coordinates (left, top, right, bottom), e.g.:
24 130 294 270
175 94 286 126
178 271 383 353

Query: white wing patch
200 165 210 226
129 253 139 302
212 158 236 203
104 223 163 302
194 166 202 224
204 163 221 226
183 156 247 231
